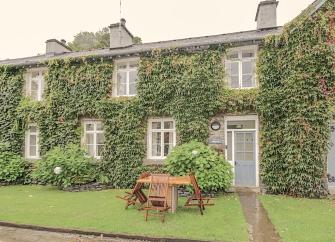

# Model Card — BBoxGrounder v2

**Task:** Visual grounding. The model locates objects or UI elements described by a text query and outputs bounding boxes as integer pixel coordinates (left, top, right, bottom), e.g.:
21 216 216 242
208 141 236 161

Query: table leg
171 186 178 213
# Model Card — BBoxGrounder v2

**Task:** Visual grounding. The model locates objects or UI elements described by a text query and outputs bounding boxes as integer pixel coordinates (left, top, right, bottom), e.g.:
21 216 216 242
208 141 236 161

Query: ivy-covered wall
257 1 335 198
0 47 258 188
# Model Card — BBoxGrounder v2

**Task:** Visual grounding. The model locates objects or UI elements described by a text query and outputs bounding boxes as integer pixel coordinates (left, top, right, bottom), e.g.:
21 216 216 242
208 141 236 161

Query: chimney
255 0 279 30
46 39 72 55
109 18 134 49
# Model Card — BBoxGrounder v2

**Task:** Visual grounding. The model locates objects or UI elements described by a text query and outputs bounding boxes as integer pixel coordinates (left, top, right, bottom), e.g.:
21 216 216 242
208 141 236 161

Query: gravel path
0 226 140 242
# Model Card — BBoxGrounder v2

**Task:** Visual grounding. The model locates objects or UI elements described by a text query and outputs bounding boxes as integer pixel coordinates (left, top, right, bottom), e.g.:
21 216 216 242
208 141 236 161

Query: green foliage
33 144 97 188
68 27 110 51
0 66 24 153
165 141 233 192
0 143 31 184
257 2 335 198
97 98 147 188
138 49 226 143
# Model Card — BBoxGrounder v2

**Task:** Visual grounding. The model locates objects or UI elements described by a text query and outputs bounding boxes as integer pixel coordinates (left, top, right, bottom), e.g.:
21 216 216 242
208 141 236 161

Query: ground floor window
148 118 176 160
25 124 40 159
82 120 104 159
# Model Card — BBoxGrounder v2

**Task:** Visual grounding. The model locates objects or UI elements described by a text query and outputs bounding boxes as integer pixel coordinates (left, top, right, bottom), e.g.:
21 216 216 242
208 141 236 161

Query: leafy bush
33 144 97 189
0 143 31 184
165 141 233 192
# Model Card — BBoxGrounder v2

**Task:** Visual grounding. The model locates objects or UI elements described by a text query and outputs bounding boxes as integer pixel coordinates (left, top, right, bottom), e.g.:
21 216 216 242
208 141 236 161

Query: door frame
224 115 259 187
327 122 335 189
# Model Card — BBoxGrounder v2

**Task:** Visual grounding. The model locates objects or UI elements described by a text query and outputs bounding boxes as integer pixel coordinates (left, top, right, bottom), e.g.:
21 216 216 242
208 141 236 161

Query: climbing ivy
257 1 335 198
0 66 24 154
0 45 258 188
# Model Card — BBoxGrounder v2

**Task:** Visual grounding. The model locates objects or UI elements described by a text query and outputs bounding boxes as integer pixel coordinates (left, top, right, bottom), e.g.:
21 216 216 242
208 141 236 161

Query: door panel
235 131 256 187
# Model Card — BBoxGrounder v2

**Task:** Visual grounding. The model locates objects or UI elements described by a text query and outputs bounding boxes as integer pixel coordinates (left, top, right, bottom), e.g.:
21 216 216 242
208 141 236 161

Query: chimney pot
255 0 279 30
120 18 126 26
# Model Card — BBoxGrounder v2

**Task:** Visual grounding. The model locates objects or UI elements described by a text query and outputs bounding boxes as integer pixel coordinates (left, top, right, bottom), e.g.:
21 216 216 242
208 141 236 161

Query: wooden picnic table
138 175 191 186
137 175 192 213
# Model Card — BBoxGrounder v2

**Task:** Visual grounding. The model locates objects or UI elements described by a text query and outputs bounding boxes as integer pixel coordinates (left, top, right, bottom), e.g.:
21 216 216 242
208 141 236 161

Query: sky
0 0 314 60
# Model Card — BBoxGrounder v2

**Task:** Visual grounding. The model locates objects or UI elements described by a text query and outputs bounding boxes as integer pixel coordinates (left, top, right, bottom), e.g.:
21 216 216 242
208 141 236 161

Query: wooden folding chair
143 174 170 222
116 172 150 209
184 172 214 215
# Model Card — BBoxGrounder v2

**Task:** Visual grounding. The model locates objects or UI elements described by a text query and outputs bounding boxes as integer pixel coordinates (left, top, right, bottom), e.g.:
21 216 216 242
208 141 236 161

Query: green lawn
0 186 248 242
259 195 335 242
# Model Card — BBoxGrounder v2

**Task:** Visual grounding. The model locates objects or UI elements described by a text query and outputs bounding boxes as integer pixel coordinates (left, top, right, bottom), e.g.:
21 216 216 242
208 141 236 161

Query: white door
225 116 258 187
328 124 335 188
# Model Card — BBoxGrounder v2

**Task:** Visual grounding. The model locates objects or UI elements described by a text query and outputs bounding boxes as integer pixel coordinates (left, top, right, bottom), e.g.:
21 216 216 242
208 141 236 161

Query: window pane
230 76 239 88
227 53 238 60
97 145 104 157
117 63 127 70
164 132 173 156
129 70 137 95
235 152 244 161
227 131 232 161
31 71 39 79
30 135 37 146
96 122 103 131
86 133 94 145
231 62 239 75
151 122 161 129
245 152 254 161
151 132 161 157
29 126 37 133
117 72 127 96
30 79 39 100
29 145 37 157
227 120 255 129
86 123 94 131
242 74 253 88
86 144 94 156
129 62 138 68
97 133 105 145
164 121 173 129
242 61 252 75
242 51 255 58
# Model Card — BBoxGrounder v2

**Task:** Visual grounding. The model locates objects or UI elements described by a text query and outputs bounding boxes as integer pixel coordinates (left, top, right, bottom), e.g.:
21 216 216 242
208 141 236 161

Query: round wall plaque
211 121 221 131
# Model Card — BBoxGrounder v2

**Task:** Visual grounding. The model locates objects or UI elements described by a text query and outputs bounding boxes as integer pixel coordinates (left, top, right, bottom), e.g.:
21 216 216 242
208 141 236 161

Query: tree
68 27 142 51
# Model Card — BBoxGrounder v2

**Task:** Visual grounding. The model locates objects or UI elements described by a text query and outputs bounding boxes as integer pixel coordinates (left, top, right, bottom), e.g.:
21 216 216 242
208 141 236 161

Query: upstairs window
225 47 257 89
148 118 176 160
25 124 40 160
25 69 45 101
82 120 105 159
116 61 138 96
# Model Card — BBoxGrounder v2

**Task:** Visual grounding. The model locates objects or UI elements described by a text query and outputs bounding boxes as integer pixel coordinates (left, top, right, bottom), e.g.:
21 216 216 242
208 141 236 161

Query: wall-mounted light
211 121 221 131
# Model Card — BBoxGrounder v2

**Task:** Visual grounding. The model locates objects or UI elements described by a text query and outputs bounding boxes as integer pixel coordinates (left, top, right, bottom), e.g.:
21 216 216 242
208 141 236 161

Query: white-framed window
25 69 45 101
82 120 105 159
116 61 138 96
25 124 40 160
225 46 257 89
148 118 176 160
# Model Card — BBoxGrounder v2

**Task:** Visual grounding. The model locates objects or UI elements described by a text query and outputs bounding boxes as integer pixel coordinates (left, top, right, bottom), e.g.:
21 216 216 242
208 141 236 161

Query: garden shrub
33 144 97 188
0 143 31 184
165 141 233 192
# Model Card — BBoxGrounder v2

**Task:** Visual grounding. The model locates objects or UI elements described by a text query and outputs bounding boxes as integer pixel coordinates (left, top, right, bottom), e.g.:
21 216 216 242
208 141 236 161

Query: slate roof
0 27 282 67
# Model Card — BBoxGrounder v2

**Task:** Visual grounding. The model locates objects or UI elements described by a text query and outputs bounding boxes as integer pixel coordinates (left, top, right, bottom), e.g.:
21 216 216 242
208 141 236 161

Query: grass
0 186 248 242
259 195 335 242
